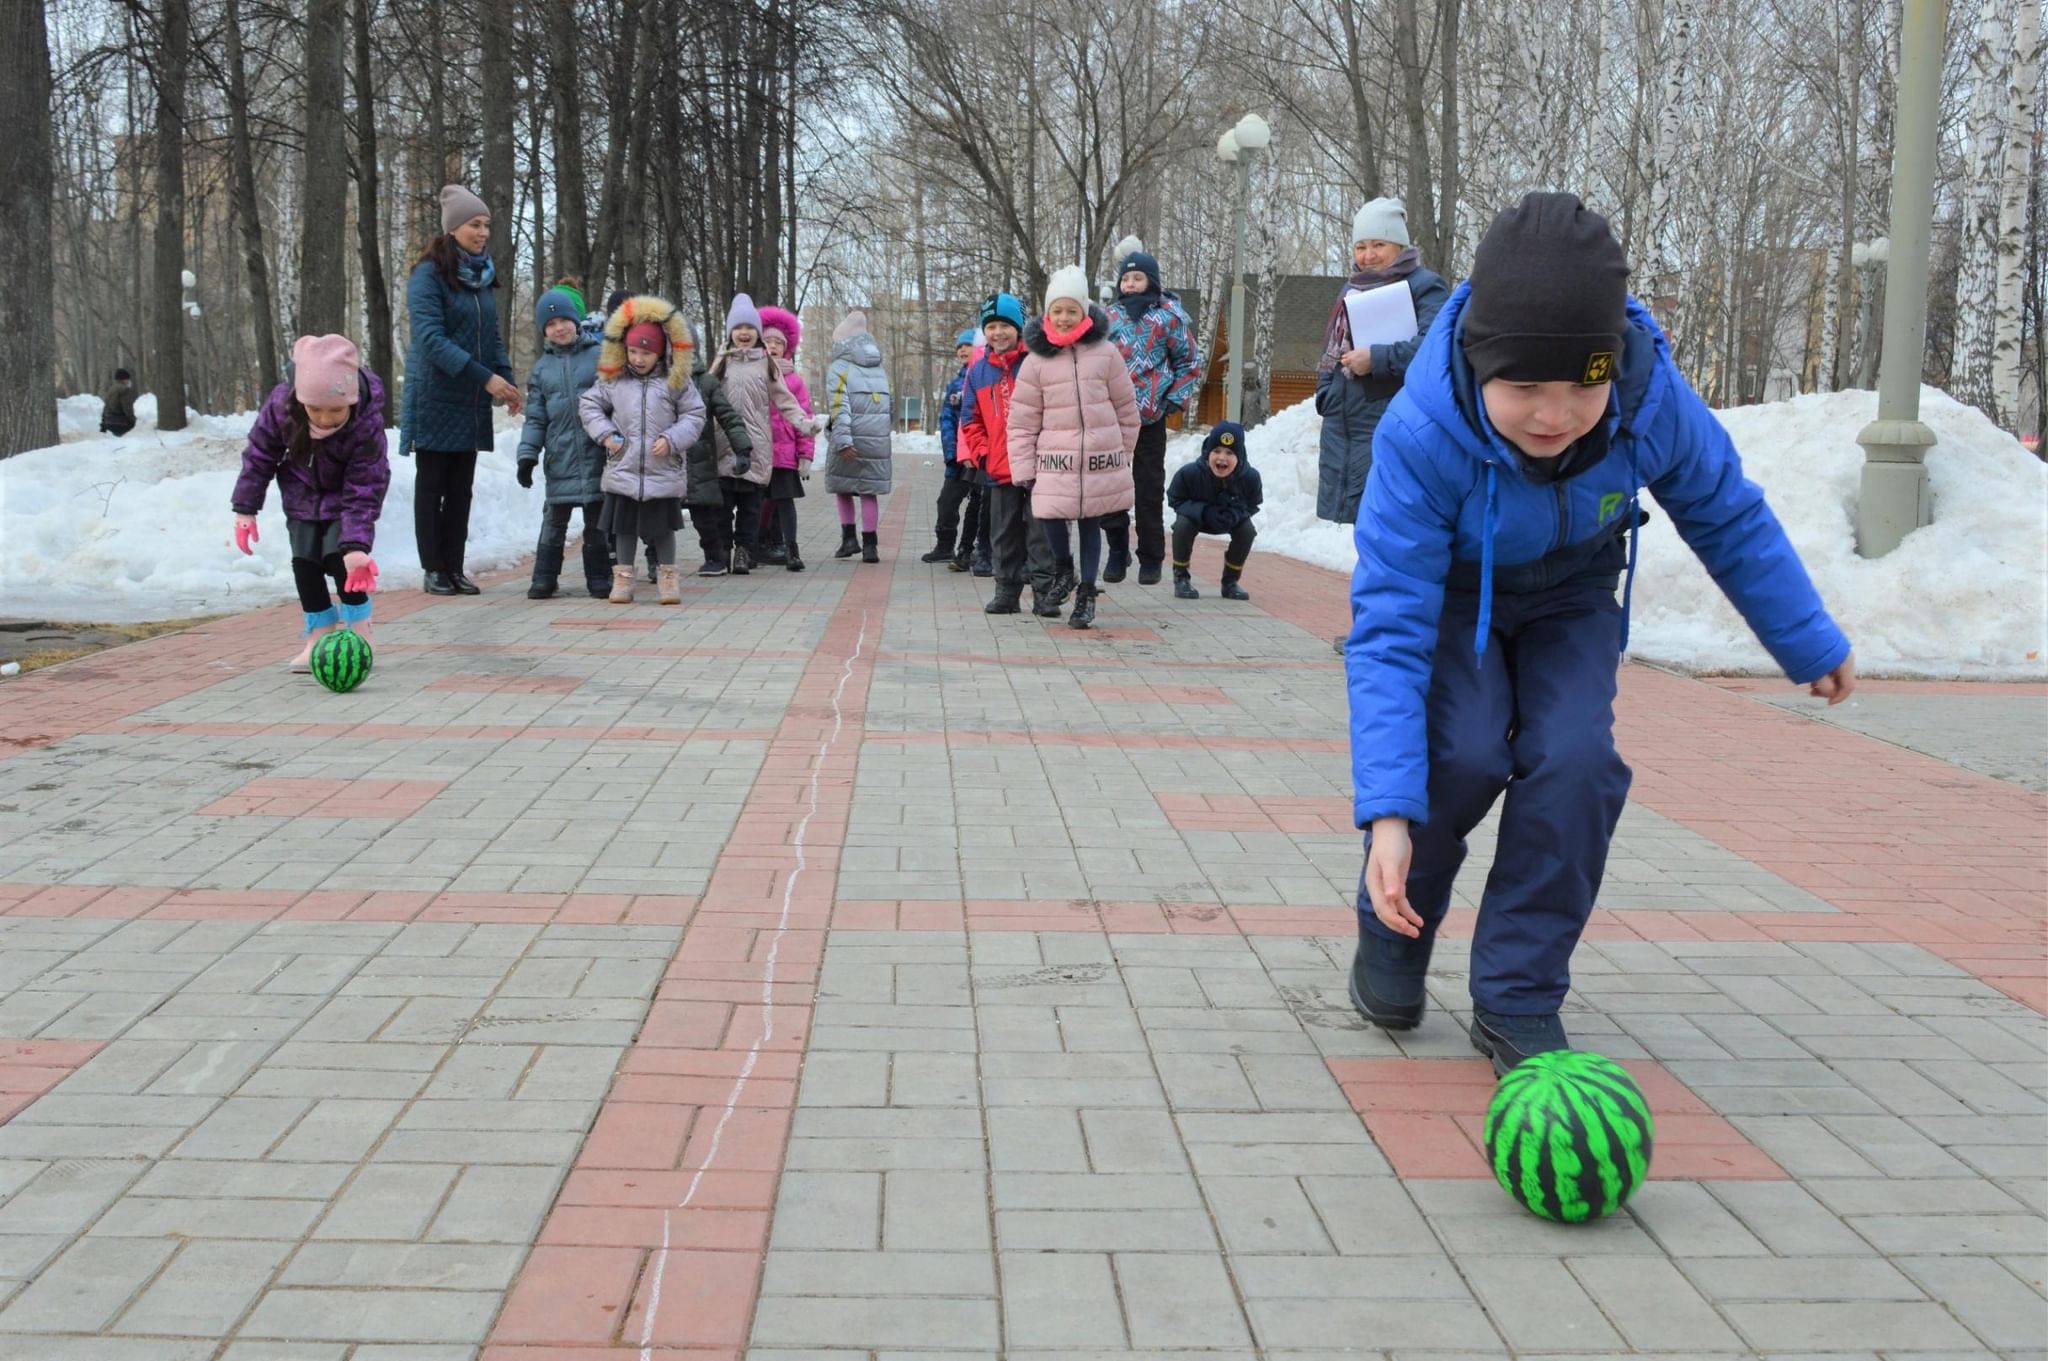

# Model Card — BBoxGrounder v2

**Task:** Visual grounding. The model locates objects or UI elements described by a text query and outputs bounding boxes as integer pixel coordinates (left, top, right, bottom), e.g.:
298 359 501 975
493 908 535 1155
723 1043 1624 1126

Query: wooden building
1194 274 1350 426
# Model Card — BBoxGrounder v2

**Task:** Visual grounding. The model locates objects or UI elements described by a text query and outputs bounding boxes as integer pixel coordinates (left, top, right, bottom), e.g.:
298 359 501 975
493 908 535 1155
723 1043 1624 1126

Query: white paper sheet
1344 281 1419 349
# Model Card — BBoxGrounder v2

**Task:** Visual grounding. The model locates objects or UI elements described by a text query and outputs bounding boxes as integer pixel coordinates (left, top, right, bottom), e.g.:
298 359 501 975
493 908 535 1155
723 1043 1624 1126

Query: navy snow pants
1358 581 1632 1015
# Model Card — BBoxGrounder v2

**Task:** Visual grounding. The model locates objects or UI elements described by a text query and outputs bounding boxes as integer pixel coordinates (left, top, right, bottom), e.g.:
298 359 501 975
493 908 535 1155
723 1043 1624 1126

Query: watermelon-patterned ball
309 628 373 693
1484 1050 1654 1222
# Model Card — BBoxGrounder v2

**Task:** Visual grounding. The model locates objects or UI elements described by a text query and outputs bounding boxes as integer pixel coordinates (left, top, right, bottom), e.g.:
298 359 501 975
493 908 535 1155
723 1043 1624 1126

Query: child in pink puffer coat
1007 265 1141 630
759 305 816 571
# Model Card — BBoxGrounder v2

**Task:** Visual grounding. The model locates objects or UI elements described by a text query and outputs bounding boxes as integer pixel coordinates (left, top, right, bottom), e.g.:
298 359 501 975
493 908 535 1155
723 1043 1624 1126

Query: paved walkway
0 451 2042 1361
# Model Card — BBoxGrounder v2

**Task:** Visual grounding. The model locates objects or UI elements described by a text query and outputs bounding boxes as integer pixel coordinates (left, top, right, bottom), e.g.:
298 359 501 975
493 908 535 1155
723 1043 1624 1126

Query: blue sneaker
1469 1008 1571 1076
1349 932 1434 1030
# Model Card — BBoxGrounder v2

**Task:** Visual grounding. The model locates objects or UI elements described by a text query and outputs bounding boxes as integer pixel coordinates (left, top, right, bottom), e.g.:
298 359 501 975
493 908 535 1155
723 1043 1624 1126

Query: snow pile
1242 387 2046 680
3 395 534 623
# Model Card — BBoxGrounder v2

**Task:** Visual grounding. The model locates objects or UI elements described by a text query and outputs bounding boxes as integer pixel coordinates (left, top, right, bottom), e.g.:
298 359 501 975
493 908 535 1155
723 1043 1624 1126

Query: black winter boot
1102 527 1130 583
921 536 956 563
528 542 564 599
984 586 1022 615
1220 565 1251 601
1046 560 1076 610
861 531 880 564
730 544 752 575
970 544 993 577
1172 568 1198 600
1067 584 1098 629
1031 592 1062 618
786 546 806 572
645 547 659 583
1137 561 1163 586
834 525 861 558
948 546 972 572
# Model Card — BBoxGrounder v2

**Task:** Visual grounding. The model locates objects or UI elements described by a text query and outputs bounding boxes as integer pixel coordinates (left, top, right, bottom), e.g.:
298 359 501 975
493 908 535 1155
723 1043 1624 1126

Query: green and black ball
1484 1051 1654 1222
309 628 373 693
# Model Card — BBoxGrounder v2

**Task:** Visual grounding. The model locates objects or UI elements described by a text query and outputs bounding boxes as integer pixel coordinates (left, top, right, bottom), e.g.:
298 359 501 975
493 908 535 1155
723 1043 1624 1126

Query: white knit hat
1351 197 1411 248
1043 265 1091 311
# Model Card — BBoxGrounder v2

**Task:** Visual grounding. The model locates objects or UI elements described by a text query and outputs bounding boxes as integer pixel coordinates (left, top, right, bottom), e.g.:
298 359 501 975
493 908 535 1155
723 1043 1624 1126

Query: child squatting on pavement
231 334 392 672
1344 192 1857 1075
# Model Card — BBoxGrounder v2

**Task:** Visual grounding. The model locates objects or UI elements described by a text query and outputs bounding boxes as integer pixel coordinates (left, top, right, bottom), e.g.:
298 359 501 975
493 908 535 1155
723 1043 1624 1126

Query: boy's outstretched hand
1365 816 1425 938
1808 653 1857 706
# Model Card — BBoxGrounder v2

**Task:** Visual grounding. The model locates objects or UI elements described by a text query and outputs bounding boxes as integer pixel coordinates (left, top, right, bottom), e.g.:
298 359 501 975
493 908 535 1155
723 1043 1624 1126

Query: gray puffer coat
579 367 707 503
517 333 605 505
822 328 894 497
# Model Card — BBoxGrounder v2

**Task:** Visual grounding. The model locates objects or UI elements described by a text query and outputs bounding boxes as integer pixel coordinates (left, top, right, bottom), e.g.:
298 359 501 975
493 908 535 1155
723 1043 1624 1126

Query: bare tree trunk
1392 0 1440 266
547 0 589 281
0 0 57 456
1436 0 1462 273
1951 0 2012 410
224 0 280 396
353 0 393 382
153 0 191 430
1988 0 2042 429
479 0 516 289
299 0 349 335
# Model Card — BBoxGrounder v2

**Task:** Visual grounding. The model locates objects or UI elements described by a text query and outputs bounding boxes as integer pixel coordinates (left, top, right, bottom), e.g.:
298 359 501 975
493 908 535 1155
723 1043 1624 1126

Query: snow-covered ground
1226 386 2046 680
1 394 535 623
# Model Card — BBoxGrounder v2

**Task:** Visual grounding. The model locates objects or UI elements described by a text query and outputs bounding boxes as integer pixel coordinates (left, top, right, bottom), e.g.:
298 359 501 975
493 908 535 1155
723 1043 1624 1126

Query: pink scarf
1043 314 1095 348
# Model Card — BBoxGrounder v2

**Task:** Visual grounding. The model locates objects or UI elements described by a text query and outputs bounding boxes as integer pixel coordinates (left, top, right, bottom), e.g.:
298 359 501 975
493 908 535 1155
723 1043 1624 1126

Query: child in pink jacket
1008 265 1141 629
759 305 816 571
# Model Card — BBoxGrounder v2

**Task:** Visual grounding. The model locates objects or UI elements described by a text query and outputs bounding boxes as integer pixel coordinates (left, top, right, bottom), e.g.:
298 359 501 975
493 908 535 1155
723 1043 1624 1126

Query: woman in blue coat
1344 193 1856 1073
398 184 521 595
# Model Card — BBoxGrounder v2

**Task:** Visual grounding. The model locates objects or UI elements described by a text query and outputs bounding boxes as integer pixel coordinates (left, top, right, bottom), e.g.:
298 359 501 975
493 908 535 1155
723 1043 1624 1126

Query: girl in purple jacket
231 335 391 671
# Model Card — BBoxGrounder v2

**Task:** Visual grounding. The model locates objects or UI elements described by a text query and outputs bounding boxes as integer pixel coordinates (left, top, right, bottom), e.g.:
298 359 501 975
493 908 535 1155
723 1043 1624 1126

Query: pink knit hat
292 334 361 406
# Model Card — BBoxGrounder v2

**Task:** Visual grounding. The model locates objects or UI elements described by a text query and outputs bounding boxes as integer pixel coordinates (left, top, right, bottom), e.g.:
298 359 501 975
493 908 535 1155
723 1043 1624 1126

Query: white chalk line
637 607 867 1358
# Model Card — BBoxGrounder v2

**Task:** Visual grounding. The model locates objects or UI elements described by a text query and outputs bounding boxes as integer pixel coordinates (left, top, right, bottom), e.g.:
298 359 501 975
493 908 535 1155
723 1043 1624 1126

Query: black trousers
721 477 764 553
536 500 610 584
692 504 726 564
987 483 1056 595
933 473 972 550
292 553 368 614
413 449 479 575
1171 514 1257 574
1102 419 1169 565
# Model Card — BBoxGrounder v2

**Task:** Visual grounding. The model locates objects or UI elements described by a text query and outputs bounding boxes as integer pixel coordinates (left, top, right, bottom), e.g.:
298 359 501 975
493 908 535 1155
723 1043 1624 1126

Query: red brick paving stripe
195 776 448 818
0 884 697 926
0 1039 107 1124
1328 1055 1788 1182
874 730 1348 753
487 487 912 1354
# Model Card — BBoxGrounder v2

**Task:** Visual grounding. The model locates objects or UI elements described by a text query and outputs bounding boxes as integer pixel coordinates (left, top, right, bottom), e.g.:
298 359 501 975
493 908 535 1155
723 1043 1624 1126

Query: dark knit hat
1203 421 1247 459
1117 249 1162 294
604 288 633 315
535 287 583 329
114 367 131 381
1461 193 1630 386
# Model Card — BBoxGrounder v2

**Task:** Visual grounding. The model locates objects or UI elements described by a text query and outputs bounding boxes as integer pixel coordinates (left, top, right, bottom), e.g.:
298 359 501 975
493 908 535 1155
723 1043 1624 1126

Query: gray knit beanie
439 184 490 235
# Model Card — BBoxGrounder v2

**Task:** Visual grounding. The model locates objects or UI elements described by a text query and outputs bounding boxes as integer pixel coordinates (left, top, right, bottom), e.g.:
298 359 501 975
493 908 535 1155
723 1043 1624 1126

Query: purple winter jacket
232 370 392 553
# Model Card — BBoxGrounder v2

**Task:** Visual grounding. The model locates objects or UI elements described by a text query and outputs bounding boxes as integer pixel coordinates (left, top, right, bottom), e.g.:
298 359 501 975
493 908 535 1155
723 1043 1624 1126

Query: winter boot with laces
984 585 1022 615
1045 560 1077 610
1067 584 1098 629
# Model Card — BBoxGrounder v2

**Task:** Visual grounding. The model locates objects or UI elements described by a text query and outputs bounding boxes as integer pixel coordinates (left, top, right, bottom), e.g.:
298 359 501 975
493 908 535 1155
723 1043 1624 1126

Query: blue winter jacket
1346 284 1851 829
398 260 514 457
516 333 604 505
938 365 967 476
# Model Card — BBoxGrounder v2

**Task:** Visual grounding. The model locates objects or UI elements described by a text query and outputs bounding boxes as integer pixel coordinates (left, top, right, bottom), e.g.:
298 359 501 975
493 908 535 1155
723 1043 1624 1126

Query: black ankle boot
1220 572 1250 601
1067 584 1098 629
835 525 860 558
1172 568 1198 600
921 539 956 563
861 531 880 564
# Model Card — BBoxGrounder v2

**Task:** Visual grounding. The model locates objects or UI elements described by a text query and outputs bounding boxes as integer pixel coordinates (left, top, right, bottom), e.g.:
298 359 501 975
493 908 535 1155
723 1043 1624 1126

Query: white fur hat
1352 197 1411 248
1043 265 1091 312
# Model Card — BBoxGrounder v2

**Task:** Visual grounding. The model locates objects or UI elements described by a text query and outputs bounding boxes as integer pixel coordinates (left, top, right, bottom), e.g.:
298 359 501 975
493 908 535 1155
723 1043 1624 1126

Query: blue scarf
455 249 495 292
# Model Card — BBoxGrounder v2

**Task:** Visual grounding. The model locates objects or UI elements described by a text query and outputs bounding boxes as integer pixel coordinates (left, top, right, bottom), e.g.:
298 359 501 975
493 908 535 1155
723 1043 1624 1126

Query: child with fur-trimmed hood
579 295 707 605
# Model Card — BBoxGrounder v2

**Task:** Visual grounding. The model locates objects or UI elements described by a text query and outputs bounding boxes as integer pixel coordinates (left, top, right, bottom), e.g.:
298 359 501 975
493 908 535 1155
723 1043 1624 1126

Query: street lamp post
1217 113 1271 425
1853 0 1946 557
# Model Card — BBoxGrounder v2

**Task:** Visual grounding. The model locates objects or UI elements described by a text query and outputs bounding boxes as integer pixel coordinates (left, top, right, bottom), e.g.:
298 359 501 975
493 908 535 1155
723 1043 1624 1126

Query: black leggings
721 477 763 552
293 554 368 614
413 449 479 574
1042 517 1106 586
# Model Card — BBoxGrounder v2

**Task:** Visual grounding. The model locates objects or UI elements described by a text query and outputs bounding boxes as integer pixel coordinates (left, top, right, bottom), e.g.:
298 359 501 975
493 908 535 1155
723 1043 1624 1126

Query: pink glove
233 514 259 555
342 552 379 594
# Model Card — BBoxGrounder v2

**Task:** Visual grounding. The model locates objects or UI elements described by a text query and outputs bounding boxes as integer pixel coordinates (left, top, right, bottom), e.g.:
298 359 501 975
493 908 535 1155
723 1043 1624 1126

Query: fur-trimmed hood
758 304 802 358
598 294 694 393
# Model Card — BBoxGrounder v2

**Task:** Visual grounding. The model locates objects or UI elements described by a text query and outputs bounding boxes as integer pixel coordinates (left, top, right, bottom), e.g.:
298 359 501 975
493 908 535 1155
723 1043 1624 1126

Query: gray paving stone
768 1172 881 1250
1000 1250 1125 1348
1680 1254 1924 1301
278 1241 525 1290
1460 1255 1626 1351
425 1164 565 1243
760 1249 996 1297
884 1169 990 1250
314 1162 458 1239
1718 1300 1982 1351
1116 1252 1253 1347
1246 1296 1502 1350
0 1234 176 1333
749 1294 1002 1350
238 1287 498 1344
0 1157 145 1236
1568 1255 1748 1351
110 1238 292 1336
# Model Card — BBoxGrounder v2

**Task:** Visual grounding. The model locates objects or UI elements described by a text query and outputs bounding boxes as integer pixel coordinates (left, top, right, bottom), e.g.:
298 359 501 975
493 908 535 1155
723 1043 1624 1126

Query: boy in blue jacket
923 329 978 563
1345 193 1856 1073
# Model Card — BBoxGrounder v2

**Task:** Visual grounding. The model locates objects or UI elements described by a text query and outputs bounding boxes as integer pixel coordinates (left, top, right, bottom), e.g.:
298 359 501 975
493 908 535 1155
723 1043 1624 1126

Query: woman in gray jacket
579 296 707 605
822 310 894 563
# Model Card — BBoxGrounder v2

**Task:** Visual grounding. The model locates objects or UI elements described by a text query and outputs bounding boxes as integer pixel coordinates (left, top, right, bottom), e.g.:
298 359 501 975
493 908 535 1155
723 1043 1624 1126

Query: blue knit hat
1202 421 1247 459
979 293 1025 330
955 328 978 347
726 293 764 336
535 287 583 330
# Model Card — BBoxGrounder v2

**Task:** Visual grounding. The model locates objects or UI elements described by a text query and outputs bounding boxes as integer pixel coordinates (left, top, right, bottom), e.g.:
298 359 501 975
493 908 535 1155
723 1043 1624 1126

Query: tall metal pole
1853 0 1946 557
1226 154 1251 424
